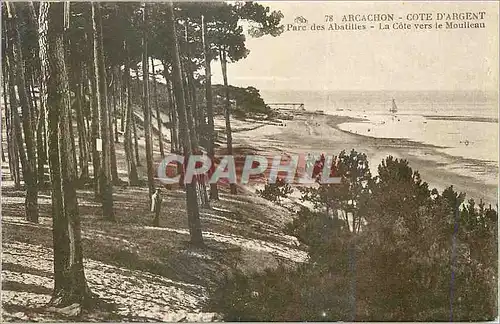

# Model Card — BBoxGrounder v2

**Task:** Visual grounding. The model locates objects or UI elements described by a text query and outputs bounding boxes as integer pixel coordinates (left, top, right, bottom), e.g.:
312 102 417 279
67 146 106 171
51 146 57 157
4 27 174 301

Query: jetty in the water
268 103 305 111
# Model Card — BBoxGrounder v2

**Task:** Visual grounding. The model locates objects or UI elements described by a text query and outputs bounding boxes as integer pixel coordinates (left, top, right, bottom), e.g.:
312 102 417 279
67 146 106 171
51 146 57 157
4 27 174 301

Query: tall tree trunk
182 23 208 207
68 98 79 177
142 3 155 198
26 2 39 117
26 3 39 138
151 57 164 158
4 64 21 188
25 66 37 136
201 14 218 200
1 124 5 162
130 62 141 167
162 63 178 153
2 16 21 189
132 106 141 166
92 2 114 221
39 2 92 308
220 50 237 194
2 53 20 186
80 63 91 166
86 20 101 199
124 40 139 185
118 66 125 133
166 80 178 153
88 71 101 198
166 2 204 247
75 63 89 181
1 73 7 164
184 23 200 135
6 70 28 190
65 36 79 179
36 63 48 188
181 66 197 149
30 73 38 117
134 66 140 92
108 67 119 184
6 2 39 222
112 66 119 143
2 62 9 164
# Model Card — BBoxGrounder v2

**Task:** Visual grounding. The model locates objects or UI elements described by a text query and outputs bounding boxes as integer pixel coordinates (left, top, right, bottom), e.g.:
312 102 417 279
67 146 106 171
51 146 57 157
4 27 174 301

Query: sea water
260 90 498 187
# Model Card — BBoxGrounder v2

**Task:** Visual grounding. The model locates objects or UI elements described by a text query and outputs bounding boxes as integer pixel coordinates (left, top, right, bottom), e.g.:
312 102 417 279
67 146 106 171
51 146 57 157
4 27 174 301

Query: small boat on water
390 98 398 114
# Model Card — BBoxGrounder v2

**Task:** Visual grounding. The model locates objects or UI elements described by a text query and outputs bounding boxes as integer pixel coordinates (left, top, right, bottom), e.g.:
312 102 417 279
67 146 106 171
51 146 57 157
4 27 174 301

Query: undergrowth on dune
207 152 498 321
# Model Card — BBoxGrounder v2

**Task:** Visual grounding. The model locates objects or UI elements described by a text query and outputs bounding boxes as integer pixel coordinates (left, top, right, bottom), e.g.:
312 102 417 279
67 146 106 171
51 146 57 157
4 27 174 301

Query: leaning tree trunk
142 3 155 198
39 2 92 308
92 2 114 221
166 2 204 247
201 14 219 200
220 49 237 195
6 2 39 222
151 57 164 158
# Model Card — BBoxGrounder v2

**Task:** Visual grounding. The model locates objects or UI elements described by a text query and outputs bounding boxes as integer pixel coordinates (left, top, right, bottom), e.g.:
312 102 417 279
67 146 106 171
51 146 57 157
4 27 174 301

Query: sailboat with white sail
390 98 398 114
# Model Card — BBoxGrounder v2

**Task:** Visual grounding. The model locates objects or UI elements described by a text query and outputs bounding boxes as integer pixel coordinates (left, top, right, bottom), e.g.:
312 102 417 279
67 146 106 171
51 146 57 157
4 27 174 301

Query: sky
210 1 499 92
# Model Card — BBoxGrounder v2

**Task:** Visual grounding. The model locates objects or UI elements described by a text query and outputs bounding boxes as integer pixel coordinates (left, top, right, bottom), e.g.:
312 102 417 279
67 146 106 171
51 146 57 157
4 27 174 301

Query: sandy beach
218 112 498 206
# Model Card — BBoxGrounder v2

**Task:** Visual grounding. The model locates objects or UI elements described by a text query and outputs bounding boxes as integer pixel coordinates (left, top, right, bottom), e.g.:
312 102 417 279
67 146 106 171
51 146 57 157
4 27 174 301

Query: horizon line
254 88 499 93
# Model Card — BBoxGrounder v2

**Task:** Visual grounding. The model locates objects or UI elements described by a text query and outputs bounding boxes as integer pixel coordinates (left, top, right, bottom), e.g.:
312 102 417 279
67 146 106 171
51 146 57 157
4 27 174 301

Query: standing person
151 188 162 227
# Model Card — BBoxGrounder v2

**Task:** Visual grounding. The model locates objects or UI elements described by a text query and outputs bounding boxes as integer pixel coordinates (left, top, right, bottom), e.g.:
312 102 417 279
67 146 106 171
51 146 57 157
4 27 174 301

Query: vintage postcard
1 1 498 322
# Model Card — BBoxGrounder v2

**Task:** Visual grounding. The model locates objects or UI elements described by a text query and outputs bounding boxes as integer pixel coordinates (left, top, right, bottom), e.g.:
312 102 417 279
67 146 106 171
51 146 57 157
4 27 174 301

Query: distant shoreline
325 112 498 172
324 113 447 149
423 115 499 123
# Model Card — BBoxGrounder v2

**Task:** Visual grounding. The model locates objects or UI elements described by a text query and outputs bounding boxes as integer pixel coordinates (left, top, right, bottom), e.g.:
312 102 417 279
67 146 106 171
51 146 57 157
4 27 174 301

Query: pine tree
219 49 237 195
5 2 39 222
39 1 93 309
142 3 155 198
166 2 204 247
124 40 139 185
151 57 165 158
92 2 114 221
201 13 219 200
